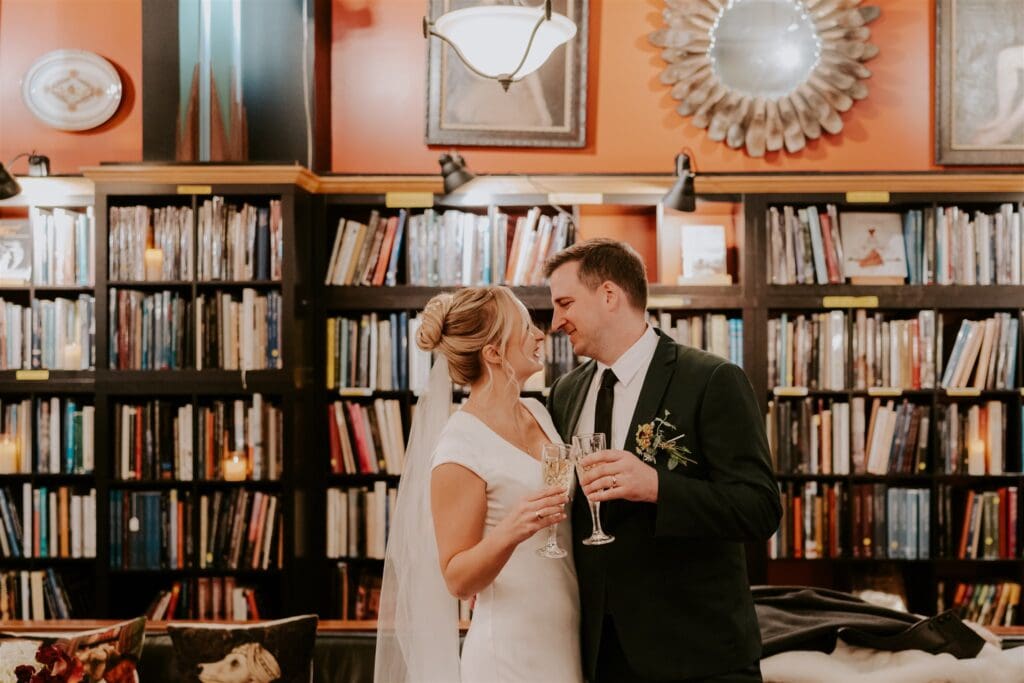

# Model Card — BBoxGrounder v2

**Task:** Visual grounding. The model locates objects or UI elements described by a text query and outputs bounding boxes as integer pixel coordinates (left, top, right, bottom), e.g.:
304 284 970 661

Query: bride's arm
432 463 567 600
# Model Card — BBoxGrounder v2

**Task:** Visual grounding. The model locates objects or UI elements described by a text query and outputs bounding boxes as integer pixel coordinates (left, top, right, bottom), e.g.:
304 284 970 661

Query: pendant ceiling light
424 0 577 91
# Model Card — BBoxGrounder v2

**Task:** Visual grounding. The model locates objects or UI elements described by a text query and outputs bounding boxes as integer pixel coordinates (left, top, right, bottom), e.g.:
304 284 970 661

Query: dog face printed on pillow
196 642 282 683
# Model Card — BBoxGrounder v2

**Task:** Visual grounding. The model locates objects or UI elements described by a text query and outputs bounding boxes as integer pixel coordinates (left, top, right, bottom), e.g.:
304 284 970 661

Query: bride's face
505 316 546 382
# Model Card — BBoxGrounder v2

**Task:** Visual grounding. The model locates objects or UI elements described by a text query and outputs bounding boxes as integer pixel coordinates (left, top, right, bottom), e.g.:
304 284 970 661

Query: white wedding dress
431 398 583 683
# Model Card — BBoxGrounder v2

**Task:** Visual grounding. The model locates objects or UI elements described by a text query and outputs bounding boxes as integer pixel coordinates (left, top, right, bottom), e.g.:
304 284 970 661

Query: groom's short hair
544 238 647 311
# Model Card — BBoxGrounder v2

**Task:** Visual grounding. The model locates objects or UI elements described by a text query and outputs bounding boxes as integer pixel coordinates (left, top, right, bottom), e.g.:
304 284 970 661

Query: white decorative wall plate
21 49 123 131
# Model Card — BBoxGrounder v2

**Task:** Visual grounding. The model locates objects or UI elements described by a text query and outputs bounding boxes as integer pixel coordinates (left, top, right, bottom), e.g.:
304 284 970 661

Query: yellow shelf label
867 387 903 397
548 192 602 205
773 386 809 397
648 295 690 309
339 387 373 397
845 191 890 203
822 296 879 309
15 370 49 381
945 387 981 397
385 192 434 208
177 185 212 195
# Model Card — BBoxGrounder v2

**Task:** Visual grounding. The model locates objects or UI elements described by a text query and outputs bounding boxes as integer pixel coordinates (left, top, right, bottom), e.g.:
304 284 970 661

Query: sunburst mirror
649 0 880 156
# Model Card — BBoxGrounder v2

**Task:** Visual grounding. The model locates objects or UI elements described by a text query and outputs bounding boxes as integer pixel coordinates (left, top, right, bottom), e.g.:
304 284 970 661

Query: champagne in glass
537 443 573 559
572 432 614 545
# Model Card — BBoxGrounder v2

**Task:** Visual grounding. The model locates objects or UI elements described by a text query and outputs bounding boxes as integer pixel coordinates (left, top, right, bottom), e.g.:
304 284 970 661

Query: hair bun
416 293 455 352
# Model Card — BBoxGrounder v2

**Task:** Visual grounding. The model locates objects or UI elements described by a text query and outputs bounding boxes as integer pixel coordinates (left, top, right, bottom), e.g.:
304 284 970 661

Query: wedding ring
611 475 618 488
535 511 542 520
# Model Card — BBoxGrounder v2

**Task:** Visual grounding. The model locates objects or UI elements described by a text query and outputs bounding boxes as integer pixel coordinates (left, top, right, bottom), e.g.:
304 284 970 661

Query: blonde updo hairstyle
416 286 530 389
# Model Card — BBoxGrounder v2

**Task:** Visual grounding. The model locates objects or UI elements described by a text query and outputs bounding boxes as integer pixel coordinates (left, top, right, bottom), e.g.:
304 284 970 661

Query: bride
375 286 583 683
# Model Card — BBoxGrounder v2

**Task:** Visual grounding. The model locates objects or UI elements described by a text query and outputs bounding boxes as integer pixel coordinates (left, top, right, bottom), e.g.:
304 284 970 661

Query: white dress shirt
574 326 660 450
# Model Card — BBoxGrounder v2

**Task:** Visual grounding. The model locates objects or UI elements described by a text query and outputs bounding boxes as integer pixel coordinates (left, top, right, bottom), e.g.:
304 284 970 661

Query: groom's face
548 261 604 359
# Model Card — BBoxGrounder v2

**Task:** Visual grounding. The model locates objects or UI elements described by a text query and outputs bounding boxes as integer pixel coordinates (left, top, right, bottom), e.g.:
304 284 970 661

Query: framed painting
936 0 1024 164
425 0 588 148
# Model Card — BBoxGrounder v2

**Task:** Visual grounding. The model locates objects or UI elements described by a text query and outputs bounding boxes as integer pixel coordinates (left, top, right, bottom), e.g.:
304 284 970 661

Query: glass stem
589 500 603 536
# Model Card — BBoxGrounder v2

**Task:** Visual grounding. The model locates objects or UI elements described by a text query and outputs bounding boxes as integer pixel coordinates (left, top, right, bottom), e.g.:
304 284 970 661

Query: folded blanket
761 637 1024 683
753 586 984 658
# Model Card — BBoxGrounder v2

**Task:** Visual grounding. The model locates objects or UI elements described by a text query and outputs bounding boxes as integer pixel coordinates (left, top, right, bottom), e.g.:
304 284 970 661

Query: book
839 212 908 284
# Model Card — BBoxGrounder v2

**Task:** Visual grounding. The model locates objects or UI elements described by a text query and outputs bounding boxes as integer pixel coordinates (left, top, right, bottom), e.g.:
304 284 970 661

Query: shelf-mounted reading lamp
423 0 577 92
439 152 475 194
0 152 50 200
661 152 696 212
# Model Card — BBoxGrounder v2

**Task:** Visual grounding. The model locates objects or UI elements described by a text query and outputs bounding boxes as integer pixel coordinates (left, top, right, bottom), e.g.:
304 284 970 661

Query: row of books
326 483 395 559
197 198 283 281
146 578 262 621
197 489 280 570
849 311 937 390
109 489 191 570
940 314 1019 389
935 402 1009 476
766 397 930 476
109 199 284 283
766 205 845 285
195 290 283 370
325 207 575 288
325 210 405 286
327 400 405 476
0 569 73 620
769 483 930 560
929 204 1023 285
653 312 743 366
108 289 190 370
0 485 97 559
109 205 194 281
766 203 1024 285
944 581 1021 627
769 311 938 391
109 489 281 570
327 312 417 392
115 402 193 481
0 295 95 370
195 397 283 481
0 398 95 475
108 288 284 370
954 488 1018 560
0 210 94 287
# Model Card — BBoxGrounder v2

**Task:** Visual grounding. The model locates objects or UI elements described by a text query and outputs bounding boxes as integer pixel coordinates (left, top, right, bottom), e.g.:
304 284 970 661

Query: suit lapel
563 360 596 441
622 331 679 456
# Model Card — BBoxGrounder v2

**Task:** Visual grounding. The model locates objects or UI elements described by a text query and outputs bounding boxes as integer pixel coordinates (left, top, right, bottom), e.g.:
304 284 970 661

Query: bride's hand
496 486 570 546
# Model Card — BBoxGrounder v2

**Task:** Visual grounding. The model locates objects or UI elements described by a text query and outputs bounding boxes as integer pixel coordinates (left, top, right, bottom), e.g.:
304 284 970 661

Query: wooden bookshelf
5 167 1022 626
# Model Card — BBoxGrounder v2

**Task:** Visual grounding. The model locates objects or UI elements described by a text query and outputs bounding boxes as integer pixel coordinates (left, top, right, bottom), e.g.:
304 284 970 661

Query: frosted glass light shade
433 5 576 81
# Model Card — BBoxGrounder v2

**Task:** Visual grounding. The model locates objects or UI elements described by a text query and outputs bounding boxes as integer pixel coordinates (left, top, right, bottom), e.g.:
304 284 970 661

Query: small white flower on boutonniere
635 410 696 470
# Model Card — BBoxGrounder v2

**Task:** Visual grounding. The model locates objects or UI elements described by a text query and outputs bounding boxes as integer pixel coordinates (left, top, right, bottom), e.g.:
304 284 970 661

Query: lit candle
64 341 82 370
0 438 17 475
223 453 247 481
144 248 164 281
967 439 986 475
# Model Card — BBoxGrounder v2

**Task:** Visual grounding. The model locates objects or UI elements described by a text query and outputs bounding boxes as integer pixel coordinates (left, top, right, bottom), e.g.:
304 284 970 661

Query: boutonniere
635 410 696 470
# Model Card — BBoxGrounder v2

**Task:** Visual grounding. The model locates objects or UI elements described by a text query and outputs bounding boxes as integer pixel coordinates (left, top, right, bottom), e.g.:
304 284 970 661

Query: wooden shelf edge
81 165 319 193
77 169 1024 198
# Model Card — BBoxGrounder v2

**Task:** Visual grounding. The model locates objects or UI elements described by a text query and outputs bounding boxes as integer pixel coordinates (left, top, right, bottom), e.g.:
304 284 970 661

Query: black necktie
595 368 617 446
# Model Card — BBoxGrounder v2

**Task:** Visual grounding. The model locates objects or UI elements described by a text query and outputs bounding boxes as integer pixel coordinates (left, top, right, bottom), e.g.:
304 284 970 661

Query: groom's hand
579 450 658 504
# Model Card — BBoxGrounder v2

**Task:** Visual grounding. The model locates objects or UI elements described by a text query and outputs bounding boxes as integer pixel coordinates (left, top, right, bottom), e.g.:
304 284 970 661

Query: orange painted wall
331 0 956 174
0 0 143 175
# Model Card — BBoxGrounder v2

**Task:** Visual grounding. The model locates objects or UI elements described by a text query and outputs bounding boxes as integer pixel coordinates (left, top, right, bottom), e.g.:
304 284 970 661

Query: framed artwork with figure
936 0 1024 164
425 0 588 148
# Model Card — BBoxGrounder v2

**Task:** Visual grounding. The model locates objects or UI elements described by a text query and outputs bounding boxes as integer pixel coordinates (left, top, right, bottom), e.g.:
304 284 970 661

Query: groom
545 239 781 683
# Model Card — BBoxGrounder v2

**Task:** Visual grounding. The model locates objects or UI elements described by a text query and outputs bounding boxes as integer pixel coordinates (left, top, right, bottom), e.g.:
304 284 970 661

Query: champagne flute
572 433 615 546
537 443 573 559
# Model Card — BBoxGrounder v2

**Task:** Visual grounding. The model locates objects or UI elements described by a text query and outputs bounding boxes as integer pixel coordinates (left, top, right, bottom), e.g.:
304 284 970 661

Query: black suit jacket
548 330 782 681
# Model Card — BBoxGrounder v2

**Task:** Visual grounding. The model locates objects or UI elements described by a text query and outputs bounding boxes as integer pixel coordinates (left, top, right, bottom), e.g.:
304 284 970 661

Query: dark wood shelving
324 284 746 312
766 284 1024 310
